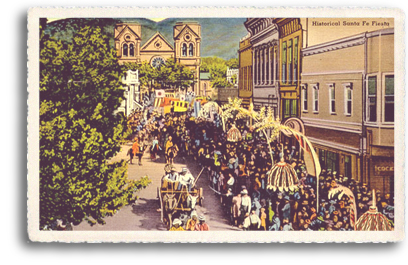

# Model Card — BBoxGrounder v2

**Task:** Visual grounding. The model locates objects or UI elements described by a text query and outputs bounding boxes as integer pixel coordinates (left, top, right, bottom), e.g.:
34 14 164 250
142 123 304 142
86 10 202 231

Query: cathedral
114 22 201 94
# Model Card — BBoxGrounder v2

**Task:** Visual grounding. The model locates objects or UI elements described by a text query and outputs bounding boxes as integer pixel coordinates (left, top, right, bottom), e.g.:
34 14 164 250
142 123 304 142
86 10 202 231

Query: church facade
114 22 201 94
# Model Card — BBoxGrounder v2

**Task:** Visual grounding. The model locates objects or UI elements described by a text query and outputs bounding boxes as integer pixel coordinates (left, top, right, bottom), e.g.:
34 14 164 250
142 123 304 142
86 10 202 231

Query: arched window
182 43 187 57
129 44 134 56
123 43 128 57
189 43 194 56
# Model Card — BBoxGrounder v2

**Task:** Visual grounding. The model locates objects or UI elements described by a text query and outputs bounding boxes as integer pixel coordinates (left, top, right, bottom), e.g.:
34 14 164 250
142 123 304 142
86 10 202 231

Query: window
257 51 261 85
271 47 275 84
189 43 194 56
344 83 352 115
123 43 128 57
129 44 134 56
182 43 187 57
293 37 298 83
384 75 394 122
344 155 352 180
367 76 377 122
288 39 293 83
282 41 287 83
326 151 339 173
328 83 336 114
265 48 269 84
302 84 308 112
283 99 297 118
313 84 319 112
261 50 265 84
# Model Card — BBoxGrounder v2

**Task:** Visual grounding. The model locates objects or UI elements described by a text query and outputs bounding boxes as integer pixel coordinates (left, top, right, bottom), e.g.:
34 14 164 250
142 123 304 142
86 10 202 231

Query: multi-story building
114 22 201 94
275 18 303 121
238 33 253 107
244 18 279 115
301 28 394 196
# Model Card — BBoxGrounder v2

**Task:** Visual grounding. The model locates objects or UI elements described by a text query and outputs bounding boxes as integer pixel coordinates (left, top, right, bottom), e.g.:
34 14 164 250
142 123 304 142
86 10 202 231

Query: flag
155 89 165 98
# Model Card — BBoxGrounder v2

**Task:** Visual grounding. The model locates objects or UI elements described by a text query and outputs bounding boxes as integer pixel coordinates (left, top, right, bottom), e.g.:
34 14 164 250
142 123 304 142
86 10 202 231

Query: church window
182 43 187 57
123 43 128 57
129 44 134 56
189 43 194 56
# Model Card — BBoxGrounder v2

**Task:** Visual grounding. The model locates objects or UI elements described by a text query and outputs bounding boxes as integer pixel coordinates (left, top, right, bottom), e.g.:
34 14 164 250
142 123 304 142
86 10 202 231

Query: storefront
369 156 394 197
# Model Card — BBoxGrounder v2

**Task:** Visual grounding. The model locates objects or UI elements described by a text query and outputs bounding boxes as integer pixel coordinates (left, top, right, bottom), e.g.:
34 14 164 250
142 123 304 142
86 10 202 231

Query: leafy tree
155 58 195 91
201 56 238 88
226 57 239 69
209 62 230 88
40 19 150 229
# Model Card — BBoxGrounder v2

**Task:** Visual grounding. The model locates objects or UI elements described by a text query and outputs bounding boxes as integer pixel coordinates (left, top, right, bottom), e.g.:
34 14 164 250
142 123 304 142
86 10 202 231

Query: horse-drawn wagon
158 165 204 229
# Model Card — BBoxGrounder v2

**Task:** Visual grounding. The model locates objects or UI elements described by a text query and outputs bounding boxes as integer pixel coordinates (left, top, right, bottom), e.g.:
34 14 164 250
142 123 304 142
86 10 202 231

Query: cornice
303 28 394 57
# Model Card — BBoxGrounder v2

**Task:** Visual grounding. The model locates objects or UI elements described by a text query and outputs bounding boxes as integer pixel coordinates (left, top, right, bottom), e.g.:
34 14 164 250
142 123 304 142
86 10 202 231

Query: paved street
74 142 241 231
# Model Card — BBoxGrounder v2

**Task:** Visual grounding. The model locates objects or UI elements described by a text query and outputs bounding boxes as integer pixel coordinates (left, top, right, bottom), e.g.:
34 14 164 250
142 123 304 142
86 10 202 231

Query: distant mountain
45 17 248 59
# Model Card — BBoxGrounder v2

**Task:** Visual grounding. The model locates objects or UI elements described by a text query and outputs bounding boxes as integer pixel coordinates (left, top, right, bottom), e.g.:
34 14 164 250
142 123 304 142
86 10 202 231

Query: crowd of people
125 102 394 231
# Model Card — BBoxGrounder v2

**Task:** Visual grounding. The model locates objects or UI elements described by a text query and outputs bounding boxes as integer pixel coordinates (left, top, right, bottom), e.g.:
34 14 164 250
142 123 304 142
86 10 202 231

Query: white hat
172 219 182 225
199 215 206 221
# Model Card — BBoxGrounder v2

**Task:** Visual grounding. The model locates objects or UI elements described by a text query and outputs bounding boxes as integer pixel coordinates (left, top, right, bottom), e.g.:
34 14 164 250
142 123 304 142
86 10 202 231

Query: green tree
155 58 195 91
209 62 230 88
40 20 150 229
226 57 239 69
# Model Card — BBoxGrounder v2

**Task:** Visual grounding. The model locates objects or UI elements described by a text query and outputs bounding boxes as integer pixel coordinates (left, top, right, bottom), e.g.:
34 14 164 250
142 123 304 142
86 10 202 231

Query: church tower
173 22 201 94
114 23 142 64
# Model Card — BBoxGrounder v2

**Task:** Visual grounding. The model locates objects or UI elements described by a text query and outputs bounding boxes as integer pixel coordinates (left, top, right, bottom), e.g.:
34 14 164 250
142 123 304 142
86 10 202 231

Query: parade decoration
328 183 358 230
355 190 393 231
266 157 299 191
227 124 241 142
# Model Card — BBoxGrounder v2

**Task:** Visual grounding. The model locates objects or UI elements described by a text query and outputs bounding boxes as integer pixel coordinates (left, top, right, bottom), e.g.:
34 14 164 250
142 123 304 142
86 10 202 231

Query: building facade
199 72 214 98
275 18 303 121
226 67 239 87
244 18 280 115
301 28 394 196
238 34 253 106
114 22 201 94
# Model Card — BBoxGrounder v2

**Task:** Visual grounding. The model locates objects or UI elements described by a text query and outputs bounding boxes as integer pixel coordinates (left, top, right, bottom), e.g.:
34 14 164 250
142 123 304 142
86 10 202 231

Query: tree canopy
39 19 150 229
200 56 238 88
122 58 195 92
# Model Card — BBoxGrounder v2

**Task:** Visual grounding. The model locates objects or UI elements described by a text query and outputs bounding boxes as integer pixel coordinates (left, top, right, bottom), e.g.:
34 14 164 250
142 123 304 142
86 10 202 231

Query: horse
162 193 178 230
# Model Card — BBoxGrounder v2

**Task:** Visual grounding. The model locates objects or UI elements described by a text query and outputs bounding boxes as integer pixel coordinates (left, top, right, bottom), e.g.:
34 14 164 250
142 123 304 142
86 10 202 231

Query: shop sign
374 160 394 176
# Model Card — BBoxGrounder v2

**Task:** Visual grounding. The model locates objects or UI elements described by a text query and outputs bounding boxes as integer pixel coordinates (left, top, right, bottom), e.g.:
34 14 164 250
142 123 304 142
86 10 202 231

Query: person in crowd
249 209 261 230
231 192 242 227
196 216 210 231
177 168 195 192
240 189 252 226
169 219 184 231
185 212 199 231
150 136 161 161
131 137 140 165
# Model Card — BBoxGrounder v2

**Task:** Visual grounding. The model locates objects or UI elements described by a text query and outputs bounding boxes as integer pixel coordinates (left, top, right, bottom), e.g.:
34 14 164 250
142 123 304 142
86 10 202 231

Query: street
74 142 241 231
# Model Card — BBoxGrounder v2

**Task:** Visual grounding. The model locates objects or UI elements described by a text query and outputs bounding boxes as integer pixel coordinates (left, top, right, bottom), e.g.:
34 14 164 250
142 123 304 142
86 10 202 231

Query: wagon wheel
198 187 204 207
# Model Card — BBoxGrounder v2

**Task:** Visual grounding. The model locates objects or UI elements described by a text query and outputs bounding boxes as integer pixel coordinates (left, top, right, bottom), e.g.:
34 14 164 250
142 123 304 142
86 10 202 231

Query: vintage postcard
27 6 405 243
